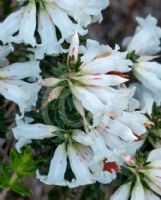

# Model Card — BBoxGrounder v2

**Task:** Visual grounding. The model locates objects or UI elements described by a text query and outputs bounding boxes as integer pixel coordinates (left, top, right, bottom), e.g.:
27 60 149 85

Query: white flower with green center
110 148 161 200
124 15 161 115
0 59 41 114
0 0 109 59
41 33 133 127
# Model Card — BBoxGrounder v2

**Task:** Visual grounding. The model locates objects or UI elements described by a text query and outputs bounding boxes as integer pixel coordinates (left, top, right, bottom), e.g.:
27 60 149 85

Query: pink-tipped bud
123 154 135 166
68 32 79 65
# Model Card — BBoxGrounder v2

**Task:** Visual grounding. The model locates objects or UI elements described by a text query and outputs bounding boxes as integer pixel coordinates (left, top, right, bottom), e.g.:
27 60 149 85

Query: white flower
124 15 161 114
37 143 67 186
126 15 161 56
13 117 99 187
41 34 133 127
37 142 95 188
0 0 109 59
112 148 161 199
13 116 119 187
12 116 59 152
38 142 95 187
66 143 94 188
0 60 41 114
132 83 154 115
118 110 147 136
110 148 161 200
88 129 113 163
100 108 147 153
133 59 161 109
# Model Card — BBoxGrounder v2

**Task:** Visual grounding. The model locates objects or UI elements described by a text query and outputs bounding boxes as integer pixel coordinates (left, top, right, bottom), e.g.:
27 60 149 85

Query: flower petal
110 182 131 200
37 144 67 186
67 144 94 188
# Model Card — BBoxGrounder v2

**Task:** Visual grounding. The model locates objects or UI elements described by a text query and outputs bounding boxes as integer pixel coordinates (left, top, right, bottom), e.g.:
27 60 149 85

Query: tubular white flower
125 15 161 114
80 41 132 74
133 60 161 108
13 0 37 46
107 118 137 141
0 60 41 114
52 0 109 26
35 5 63 59
0 60 41 79
127 15 161 56
87 86 137 111
101 108 147 144
89 129 112 163
37 138 96 188
73 74 128 87
123 138 146 157
36 143 67 186
12 116 59 152
0 0 109 58
67 143 94 188
70 84 105 123
72 129 93 146
132 83 154 115
118 111 147 136
0 8 24 44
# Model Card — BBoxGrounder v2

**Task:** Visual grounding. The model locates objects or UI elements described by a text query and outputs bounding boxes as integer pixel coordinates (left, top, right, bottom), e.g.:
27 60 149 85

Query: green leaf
10 149 20 172
10 147 37 176
120 166 134 177
0 164 10 188
0 164 10 180
10 184 31 196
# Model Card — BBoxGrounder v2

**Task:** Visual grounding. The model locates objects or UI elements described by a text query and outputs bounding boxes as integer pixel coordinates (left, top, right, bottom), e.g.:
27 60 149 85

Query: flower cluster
0 0 109 59
0 0 161 198
124 15 161 115
110 148 161 200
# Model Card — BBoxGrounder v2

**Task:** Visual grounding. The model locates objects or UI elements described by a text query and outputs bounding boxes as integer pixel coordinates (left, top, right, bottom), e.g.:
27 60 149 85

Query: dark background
89 0 161 46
